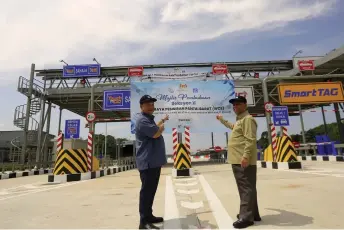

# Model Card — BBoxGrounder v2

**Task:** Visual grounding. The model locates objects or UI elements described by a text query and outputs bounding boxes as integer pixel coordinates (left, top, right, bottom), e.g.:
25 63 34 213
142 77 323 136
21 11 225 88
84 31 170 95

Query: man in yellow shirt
217 96 261 229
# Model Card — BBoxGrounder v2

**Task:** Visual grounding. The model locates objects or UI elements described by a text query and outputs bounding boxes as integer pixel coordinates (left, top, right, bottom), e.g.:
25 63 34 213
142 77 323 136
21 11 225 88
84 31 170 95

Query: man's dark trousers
232 164 260 222
139 166 161 224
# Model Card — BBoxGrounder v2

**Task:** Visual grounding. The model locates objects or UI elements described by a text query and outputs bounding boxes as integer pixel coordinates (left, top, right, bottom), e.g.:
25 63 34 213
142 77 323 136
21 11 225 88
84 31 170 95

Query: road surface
0 161 344 229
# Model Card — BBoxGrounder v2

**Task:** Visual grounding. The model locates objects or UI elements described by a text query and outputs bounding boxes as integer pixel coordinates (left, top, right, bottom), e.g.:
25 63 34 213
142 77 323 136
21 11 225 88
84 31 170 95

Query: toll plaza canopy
34 44 344 122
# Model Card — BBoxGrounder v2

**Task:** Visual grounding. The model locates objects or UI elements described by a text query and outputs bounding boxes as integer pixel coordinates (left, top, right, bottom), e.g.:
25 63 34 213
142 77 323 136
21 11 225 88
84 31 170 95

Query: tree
290 122 342 143
257 131 269 150
93 134 130 158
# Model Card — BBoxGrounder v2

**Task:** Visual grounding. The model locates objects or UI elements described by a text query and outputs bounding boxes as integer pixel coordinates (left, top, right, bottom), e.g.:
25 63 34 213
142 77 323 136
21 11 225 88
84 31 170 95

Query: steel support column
321 105 328 135
262 77 272 145
298 105 307 144
21 63 35 164
334 103 344 143
43 102 52 162
211 132 214 147
58 107 63 133
36 80 47 163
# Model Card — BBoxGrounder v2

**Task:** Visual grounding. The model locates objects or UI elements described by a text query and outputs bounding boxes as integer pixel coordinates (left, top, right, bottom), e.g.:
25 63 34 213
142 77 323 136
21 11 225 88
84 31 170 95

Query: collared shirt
135 112 167 170
220 110 258 165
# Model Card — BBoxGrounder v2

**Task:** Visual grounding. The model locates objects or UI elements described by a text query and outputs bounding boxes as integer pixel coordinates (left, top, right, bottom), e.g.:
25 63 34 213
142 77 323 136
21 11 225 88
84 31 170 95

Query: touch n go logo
277 82 344 105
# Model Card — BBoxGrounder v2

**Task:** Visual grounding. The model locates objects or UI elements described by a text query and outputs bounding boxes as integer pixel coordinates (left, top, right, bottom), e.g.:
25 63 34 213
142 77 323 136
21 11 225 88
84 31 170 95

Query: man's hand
159 123 165 132
162 114 169 122
241 157 249 168
216 113 223 120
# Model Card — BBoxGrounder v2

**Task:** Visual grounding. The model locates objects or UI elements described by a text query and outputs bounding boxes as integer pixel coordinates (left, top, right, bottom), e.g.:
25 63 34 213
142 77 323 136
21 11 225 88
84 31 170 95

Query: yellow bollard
172 143 194 177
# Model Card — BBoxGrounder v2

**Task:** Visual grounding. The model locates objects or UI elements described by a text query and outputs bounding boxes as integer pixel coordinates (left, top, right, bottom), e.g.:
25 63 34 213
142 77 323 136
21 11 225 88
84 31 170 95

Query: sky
1 0 344 153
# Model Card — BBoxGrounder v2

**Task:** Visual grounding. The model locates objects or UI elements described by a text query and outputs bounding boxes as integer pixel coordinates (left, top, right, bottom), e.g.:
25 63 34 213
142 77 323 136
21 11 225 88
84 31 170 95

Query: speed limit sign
86 111 96 122
264 102 274 113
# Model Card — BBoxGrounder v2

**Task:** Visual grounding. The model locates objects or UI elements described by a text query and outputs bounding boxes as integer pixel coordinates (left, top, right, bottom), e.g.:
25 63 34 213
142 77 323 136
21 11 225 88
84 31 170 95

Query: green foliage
290 122 341 142
258 122 342 151
93 134 131 158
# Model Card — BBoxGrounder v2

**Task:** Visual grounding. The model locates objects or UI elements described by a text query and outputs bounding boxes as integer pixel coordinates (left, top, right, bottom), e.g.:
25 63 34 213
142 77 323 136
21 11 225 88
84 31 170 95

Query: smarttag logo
278 82 344 105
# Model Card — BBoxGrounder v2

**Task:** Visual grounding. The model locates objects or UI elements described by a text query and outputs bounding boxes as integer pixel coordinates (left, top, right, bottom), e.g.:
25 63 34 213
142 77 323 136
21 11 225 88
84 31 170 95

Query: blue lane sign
63 64 101 77
272 106 290 126
103 90 130 111
64 119 80 139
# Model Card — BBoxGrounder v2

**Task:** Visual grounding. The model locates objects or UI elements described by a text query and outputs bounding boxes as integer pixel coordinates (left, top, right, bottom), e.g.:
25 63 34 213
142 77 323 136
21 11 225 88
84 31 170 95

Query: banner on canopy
130 80 236 134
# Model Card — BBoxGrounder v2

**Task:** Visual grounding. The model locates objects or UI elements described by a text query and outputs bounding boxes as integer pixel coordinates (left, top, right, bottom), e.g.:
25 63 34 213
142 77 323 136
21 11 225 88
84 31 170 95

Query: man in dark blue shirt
135 95 168 229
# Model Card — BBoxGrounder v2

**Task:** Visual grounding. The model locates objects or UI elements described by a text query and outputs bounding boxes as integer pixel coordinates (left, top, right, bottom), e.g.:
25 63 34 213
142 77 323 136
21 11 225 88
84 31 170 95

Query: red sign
86 111 96 122
128 66 144 76
298 60 315 71
214 146 222 152
212 64 228 75
292 141 300 148
264 102 274 113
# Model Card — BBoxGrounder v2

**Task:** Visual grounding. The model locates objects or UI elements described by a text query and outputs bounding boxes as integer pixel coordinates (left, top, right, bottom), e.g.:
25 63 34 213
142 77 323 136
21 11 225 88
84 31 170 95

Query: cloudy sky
1 0 344 153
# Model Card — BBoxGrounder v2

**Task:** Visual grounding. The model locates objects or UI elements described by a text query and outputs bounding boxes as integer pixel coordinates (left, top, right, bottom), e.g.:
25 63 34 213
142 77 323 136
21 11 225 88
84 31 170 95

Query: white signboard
234 86 255 107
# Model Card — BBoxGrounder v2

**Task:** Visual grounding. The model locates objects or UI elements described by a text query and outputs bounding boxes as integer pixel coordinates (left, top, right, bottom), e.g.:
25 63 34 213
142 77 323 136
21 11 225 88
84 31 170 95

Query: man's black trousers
139 166 161 223
232 164 260 222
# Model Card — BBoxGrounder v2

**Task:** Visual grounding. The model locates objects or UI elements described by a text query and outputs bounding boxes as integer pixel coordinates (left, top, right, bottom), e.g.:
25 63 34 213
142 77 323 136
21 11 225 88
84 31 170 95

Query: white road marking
1 182 41 191
177 189 200 195
180 201 204 209
175 181 198 186
174 177 197 182
163 176 181 230
198 175 234 229
279 169 344 178
0 181 88 202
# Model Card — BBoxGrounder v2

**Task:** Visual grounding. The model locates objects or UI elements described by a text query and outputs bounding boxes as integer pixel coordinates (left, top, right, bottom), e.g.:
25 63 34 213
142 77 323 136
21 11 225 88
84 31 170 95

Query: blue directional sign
64 119 80 139
103 90 130 111
63 64 101 77
272 106 290 126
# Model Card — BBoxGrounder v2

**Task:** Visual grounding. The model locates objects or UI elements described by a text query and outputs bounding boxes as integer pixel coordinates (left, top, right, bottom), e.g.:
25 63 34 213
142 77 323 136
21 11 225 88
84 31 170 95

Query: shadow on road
256 208 314 227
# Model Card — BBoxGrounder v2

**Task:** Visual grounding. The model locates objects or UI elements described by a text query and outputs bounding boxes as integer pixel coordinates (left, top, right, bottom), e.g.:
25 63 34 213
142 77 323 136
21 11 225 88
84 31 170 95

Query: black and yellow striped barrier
263 136 298 162
174 143 191 169
53 149 99 175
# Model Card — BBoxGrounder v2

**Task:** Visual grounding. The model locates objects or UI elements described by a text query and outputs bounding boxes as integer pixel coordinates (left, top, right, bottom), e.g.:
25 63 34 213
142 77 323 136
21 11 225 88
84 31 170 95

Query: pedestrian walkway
0 162 343 229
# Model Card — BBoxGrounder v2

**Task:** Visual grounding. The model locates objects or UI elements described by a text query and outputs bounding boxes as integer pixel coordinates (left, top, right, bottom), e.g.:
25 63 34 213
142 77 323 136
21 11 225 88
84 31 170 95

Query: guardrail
257 143 344 159
295 143 344 156
0 156 136 173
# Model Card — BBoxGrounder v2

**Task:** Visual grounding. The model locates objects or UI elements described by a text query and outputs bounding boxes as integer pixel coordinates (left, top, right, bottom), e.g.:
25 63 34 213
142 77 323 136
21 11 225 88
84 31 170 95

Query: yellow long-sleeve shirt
219 110 258 165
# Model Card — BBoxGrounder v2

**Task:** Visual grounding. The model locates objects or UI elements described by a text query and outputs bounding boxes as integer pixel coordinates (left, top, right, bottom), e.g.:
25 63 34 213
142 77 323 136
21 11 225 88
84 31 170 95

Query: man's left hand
241 157 249 168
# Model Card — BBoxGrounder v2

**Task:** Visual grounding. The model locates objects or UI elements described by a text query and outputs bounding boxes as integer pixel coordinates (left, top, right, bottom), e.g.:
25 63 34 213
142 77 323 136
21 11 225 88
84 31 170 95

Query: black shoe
139 223 160 229
237 214 261 221
146 216 164 223
233 219 254 229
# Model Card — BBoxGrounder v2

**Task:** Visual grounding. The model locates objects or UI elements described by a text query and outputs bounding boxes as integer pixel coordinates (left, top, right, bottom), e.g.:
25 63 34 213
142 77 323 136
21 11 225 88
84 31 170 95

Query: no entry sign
212 64 228 75
298 60 315 71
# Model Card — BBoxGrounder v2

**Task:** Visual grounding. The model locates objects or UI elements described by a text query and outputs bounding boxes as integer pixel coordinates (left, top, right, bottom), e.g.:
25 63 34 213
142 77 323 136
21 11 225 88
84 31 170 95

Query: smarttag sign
64 119 80 139
278 82 344 105
272 106 289 126
63 64 101 77
103 90 131 111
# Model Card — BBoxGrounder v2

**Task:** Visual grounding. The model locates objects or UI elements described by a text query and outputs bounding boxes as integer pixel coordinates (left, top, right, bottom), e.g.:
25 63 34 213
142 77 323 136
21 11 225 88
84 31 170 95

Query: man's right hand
216 113 223 120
